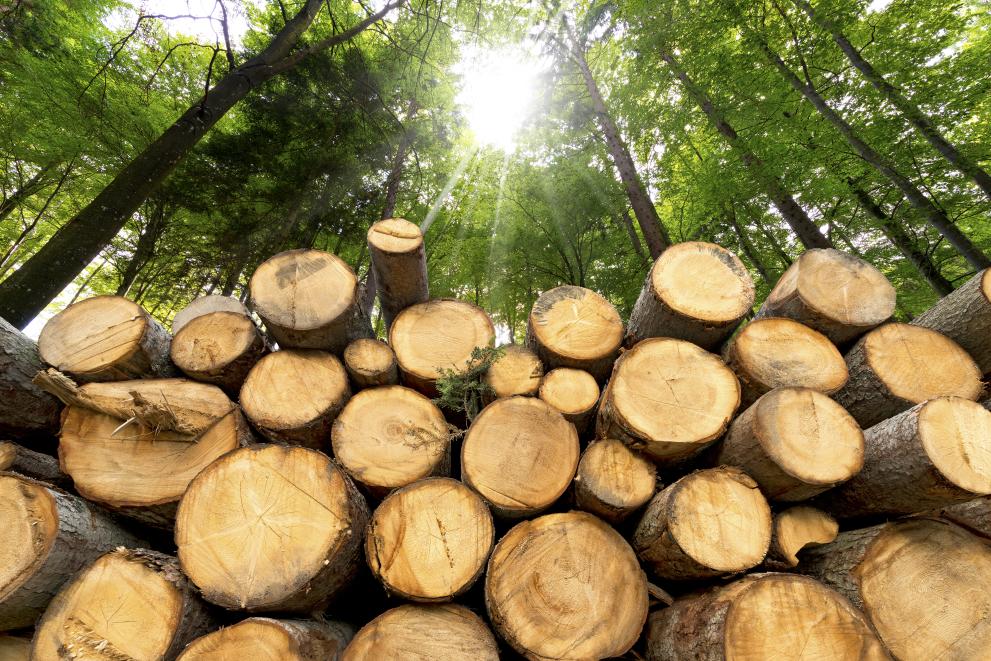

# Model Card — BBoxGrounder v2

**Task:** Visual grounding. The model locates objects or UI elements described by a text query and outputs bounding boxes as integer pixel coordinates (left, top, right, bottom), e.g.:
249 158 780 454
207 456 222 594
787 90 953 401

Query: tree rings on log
177 618 354 661
367 218 430 329
343 338 398 389
483 344 543 400
172 295 250 335
538 367 599 433
171 311 266 395
342 604 499 661
913 268 991 374
574 438 657 523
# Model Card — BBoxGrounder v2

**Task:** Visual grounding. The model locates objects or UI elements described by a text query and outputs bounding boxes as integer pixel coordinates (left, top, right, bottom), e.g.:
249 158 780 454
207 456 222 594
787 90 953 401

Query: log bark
765 506 839 570
0 442 69 487
482 344 543 401
343 605 499 661
913 268 991 374
176 444 369 613
170 311 267 396
342 338 399 389
930 495 991 539
538 367 599 434
625 241 755 350
171 294 251 334
574 438 657 524
178 618 354 661
0 317 61 443
485 511 648 660
366 218 429 329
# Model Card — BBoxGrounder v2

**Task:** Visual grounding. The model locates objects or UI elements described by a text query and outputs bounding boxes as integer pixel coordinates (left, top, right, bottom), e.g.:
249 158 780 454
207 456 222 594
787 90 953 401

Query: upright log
342 338 399 389
0 317 61 443
171 294 250 334
367 218 429 329
625 241 755 350
485 512 648 660
765 506 839 569
170 311 267 395
178 618 354 661
526 285 623 381
342 605 499 661
756 248 896 344
573 438 657 524
482 344 543 400
833 323 982 428
913 268 991 374
538 367 599 433
0 442 69 487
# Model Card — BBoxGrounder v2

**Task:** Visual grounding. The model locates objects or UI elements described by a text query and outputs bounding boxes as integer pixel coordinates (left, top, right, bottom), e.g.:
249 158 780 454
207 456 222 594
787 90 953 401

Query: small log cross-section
765 506 839 570
176 444 369 613
0 317 61 443
645 573 888 660
171 295 250 335
633 466 772 581
597 337 740 463
177 618 354 661
366 478 494 602
722 317 848 406
249 249 371 353
756 248 896 345
240 349 350 449
486 511 648 660
833 323 982 428
342 604 499 661
717 387 864 501
332 385 450 496
367 218 430 329
390 299 495 395
31 549 214 661
483 344 543 401
814 397 991 518
625 241 755 350
461 396 579 518
0 475 144 631
343 338 399 389
801 518 991 660
574 438 657 523
538 367 599 434
38 295 174 382
170 311 267 395
913 268 991 374
526 285 623 381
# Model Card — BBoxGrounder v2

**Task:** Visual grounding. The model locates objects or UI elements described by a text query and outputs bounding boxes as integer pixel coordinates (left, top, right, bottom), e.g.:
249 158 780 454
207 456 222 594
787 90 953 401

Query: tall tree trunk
0 0 401 329
727 204 773 285
0 160 74 277
116 200 169 297
615 208 649 265
659 48 833 251
792 0 991 201
0 163 53 224
746 29 991 270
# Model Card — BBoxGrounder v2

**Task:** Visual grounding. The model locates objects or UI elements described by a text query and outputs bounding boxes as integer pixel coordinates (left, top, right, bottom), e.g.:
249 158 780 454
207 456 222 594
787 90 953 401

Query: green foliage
433 345 505 423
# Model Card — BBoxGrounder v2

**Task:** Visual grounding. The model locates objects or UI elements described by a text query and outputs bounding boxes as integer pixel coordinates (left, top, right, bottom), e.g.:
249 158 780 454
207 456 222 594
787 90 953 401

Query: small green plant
433 345 505 423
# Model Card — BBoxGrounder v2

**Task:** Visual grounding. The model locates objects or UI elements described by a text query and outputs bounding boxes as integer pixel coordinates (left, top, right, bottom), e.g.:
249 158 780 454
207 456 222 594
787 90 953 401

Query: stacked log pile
1 225 990 661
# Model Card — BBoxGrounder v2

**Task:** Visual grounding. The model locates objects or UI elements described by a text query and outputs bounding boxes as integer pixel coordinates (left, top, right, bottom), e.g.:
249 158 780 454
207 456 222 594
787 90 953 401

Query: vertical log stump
538 367 599 433
597 338 740 463
342 604 499 661
38 296 173 382
633 467 772 581
390 299 495 395
483 344 543 400
172 295 250 334
367 218 430 329
722 317 848 406
177 618 354 661
645 573 888 660
801 518 991 660
248 249 371 352
240 349 350 449
765 506 838 569
0 442 69 487
461 397 579 518
343 338 398 389
526 285 623 381
31 549 213 661
0 475 144 630
625 241 755 350
171 311 267 395
913 268 991 374
717 387 864 501
0 317 61 443
176 444 369 613
573 438 657 524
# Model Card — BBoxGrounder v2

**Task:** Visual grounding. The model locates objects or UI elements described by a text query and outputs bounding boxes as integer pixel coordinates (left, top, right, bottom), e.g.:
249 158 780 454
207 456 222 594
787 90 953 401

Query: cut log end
177 618 354 661
538 367 598 432
343 604 499 661
171 311 265 394
912 268 991 375
574 439 657 523
171 295 250 335
483 344 543 399
919 397 991 495
770 506 838 567
343 338 398 389
367 217 423 254
0 476 58 604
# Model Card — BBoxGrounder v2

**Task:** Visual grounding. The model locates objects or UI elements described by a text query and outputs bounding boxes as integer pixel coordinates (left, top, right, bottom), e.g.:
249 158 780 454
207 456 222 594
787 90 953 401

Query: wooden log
0 317 61 443
0 442 69 487
332 385 450 496
31 549 213 661
930 495 991 538
342 604 499 661
756 248 896 344
172 295 250 335
625 241 755 350
801 517 991 660
389 299 495 395
913 268 991 374
596 337 740 463
176 444 369 613
461 396 579 518
573 438 657 524
645 573 888 660
178 618 354 661
0 474 144 631
485 511 648 660
248 249 371 353
170 311 267 395
342 338 398 389
526 285 623 381
834 322 982 428
722 317 848 406
814 397 991 518
366 477 494 601
0 636 29 661
482 344 542 401
765 506 838 569
716 387 864 501
38 295 174 382
240 349 350 449
633 466 772 581
367 218 430 329
538 367 599 433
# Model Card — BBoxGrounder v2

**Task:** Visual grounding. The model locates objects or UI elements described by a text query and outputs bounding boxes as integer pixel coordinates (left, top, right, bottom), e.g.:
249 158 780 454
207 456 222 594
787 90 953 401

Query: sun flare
457 48 539 151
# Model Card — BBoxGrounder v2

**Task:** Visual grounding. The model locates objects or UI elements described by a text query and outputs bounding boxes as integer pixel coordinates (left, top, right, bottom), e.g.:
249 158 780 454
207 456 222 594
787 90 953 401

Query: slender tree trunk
615 209 649 265
0 163 53 224
753 215 794 266
0 0 401 329
0 160 74 277
727 204 773 285
116 201 168 297
659 49 832 251
792 0 991 201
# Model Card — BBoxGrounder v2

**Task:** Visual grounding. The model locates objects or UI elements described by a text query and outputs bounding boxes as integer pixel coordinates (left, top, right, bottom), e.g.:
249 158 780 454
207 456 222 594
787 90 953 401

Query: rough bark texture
0 443 69 487
0 317 61 444
931 495 991 539
913 269 991 374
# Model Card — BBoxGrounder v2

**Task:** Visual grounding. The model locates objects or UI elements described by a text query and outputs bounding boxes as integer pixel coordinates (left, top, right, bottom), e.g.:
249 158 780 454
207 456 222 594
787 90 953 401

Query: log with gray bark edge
929 495 991 539
0 442 69 487
482 344 543 401
171 294 250 335
170 311 267 395
0 474 145 631
178 617 354 661
755 248 896 344
573 438 657 524
538 367 599 434
31 549 213 661
645 573 888 661
800 517 991 660
342 604 499 661
625 241 755 350
367 218 429 329
814 397 991 518
0 317 61 443
765 506 839 570
913 268 991 374
342 338 399 389
833 322 982 428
